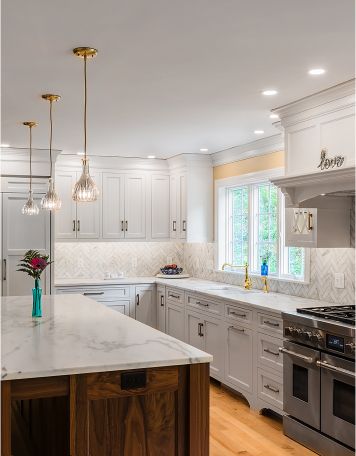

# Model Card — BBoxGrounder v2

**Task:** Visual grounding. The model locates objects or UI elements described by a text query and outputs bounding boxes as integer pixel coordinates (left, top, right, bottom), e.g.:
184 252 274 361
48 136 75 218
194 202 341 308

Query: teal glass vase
32 278 42 317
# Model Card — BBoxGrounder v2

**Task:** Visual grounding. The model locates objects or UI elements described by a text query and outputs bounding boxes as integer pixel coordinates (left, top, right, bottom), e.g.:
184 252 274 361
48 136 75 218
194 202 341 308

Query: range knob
345 343 355 354
291 328 302 337
303 331 312 341
284 326 293 336
311 332 322 343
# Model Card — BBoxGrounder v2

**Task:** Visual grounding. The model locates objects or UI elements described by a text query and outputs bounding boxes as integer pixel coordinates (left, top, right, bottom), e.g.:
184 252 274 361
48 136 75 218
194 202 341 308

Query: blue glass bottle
261 261 268 277
32 278 42 317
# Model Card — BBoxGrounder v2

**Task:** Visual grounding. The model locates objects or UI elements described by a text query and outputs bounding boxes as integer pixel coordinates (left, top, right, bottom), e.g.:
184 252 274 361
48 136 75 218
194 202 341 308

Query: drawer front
258 312 283 336
186 294 222 316
56 286 131 300
225 304 252 325
257 333 283 373
257 368 283 410
166 287 185 305
99 299 130 316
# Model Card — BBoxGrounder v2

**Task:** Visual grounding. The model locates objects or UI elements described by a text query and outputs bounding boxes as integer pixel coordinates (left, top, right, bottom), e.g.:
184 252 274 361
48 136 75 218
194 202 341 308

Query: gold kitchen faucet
221 262 252 290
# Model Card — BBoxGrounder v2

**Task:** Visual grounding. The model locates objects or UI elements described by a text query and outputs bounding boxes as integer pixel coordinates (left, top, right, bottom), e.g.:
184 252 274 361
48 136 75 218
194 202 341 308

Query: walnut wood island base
2 295 212 456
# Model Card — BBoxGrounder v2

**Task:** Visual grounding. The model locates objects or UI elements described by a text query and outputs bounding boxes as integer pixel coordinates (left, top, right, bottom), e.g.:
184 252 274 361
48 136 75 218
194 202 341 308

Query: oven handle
279 347 314 364
316 360 356 378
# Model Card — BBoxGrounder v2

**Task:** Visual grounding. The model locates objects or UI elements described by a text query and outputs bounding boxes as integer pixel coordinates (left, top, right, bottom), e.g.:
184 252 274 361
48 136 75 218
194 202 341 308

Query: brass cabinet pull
263 320 279 327
73 220 76 232
198 322 204 337
182 220 186 232
3 259 6 281
264 384 280 393
307 212 313 232
160 295 164 307
263 348 279 357
172 220 177 232
77 220 80 232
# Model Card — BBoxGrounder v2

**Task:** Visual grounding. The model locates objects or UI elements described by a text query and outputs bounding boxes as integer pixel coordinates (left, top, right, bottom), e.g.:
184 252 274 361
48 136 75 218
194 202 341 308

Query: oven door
280 341 320 429
318 353 355 449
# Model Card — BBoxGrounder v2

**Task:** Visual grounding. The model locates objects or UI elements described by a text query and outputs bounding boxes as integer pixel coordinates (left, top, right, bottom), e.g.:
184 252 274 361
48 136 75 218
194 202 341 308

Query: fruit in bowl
160 264 183 275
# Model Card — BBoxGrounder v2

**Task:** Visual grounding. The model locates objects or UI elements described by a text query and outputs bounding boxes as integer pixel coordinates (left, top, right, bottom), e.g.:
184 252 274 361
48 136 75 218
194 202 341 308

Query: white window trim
215 167 310 284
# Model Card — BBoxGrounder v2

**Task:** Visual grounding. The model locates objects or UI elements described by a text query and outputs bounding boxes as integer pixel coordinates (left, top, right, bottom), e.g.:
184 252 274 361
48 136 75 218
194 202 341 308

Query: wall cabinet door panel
151 175 170 239
102 173 125 239
55 171 77 239
76 171 101 239
179 174 187 238
125 175 146 239
169 175 178 238
135 285 156 328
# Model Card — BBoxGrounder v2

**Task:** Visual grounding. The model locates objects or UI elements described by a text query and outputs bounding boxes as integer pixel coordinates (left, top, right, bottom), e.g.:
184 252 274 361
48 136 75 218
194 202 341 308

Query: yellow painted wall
213 150 284 180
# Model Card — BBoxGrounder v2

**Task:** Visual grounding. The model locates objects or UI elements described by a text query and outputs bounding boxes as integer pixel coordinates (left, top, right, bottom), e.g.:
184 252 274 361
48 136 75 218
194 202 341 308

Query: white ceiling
2 0 355 159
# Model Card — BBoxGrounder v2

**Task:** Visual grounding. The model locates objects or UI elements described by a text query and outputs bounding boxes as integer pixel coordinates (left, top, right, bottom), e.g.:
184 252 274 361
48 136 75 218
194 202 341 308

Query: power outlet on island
334 273 345 289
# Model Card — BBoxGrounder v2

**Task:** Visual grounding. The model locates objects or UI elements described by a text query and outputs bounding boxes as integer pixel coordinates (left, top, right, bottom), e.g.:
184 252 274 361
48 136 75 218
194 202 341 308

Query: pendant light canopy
22 122 40 216
72 47 99 202
41 94 62 211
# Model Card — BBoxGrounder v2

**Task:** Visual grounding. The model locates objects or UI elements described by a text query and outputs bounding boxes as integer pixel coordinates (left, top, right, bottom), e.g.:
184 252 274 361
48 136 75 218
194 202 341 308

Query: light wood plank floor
210 381 317 456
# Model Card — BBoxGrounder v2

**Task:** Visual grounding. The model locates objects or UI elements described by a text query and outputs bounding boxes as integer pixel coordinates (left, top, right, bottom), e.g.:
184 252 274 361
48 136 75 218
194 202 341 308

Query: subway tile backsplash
55 242 355 305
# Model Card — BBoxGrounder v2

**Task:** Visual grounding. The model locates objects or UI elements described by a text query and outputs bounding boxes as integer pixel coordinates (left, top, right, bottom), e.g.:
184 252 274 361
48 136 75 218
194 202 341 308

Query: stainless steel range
280 305 355 456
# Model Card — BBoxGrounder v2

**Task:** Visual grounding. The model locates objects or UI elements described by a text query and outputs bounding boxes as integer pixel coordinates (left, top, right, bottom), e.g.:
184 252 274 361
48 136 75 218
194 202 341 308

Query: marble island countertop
55 276 340 314
1 294 212 381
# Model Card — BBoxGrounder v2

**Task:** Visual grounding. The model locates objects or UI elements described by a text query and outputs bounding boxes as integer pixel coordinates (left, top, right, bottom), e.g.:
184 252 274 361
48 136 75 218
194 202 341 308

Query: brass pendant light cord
49 100 53 178
29 125 33 192
84 55 87 161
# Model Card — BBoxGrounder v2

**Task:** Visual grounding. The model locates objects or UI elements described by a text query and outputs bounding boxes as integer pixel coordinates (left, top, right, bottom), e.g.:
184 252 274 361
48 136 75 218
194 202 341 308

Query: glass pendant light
72 47 99 202
22 122 40 216
41 94 62 210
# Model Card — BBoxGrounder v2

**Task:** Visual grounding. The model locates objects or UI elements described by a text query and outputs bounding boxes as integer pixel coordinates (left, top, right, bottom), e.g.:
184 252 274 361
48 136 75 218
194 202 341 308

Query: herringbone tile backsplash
55 242 355 304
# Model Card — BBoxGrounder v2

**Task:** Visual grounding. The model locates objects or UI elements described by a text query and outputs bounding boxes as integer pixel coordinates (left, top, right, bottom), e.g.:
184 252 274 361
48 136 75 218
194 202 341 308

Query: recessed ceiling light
200 148 209 152
77 151 85 156
1 143 10 147
269 114 279 119
309 68 326 76
147 155 156 159
262 89 278 96
254 130 264 135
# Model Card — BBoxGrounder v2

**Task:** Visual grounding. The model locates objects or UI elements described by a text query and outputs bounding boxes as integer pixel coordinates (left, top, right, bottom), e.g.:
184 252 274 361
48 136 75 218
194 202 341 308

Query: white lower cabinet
257 368 283 411
225 323 253 393
97 299 130 316
135 285 156 328
166 302 185 341
157 286 166 332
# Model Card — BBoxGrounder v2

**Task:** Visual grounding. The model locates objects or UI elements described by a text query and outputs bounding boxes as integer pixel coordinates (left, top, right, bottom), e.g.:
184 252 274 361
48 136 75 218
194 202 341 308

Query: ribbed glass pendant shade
72 159 99 202
41 178 62 210
22 190 39 215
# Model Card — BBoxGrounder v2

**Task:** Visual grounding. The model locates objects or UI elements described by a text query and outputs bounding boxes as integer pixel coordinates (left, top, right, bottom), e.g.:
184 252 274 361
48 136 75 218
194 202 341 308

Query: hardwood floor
210 381 317 456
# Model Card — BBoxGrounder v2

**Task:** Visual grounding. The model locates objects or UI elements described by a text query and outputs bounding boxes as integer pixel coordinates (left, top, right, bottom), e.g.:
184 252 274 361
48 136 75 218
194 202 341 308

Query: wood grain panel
189 363 210 456
87 366 179 399
70 375 89 456
11 376 69 400
1 381 11 456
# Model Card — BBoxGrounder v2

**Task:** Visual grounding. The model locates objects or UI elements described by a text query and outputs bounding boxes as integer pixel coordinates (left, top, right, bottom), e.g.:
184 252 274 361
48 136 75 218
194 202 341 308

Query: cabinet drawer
257 368 283 410
186 294 222 316
225 304 252 325
56 286 131 300
257 333 283 373
99 299 130 316
166 287 184 305
257 312 283 336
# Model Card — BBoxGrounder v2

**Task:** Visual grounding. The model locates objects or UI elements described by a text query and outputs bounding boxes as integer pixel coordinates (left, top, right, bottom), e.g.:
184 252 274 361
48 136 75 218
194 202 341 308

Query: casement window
217 171 309 282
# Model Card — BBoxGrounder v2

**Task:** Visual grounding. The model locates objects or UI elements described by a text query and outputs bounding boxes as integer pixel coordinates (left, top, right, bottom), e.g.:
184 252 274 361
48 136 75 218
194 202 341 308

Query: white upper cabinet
169 173 188 239
76 171 101 239
125 175 146 239
102 173 125 239
179 175 187 238
151 175 170 239
169 174 179 238
274 80 355 177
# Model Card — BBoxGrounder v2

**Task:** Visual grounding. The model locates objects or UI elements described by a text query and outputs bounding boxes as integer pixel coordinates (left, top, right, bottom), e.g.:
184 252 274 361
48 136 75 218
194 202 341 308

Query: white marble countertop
55 276 338 314
1 294 212 381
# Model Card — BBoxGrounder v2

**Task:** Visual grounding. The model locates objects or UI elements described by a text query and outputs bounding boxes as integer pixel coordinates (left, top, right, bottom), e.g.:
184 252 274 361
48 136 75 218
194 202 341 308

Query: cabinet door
225 323 253 393
166 302 185 341
99 299 130 316
179 174 187 239
2 193 51 296
102 173 125 239
76 171 101 239
55 171 77 239
157 286 166 332
203 315 224 380
186 311 204 350
151 175 170 239
169 175 178 238
124 175 146 239
135 285 156 328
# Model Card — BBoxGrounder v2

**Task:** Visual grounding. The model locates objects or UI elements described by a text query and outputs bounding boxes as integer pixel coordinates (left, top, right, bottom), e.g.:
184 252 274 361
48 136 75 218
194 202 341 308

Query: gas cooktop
297 305 355 325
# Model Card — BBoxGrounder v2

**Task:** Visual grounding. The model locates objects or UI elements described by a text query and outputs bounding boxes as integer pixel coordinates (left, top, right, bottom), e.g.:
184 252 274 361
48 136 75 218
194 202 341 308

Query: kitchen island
1 294 212 456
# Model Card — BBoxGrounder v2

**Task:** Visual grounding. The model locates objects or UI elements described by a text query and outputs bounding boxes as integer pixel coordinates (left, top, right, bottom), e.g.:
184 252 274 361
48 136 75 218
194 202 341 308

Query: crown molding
211 134 284 167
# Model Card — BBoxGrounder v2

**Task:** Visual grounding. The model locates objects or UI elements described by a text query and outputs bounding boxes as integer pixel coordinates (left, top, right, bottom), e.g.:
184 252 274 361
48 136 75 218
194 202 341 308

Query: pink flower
30 257 48 270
